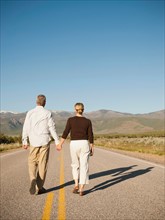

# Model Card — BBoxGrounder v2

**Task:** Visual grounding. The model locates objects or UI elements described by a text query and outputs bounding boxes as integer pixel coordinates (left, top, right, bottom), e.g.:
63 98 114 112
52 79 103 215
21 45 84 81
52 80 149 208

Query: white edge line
95 147 165 169
0 149 26 158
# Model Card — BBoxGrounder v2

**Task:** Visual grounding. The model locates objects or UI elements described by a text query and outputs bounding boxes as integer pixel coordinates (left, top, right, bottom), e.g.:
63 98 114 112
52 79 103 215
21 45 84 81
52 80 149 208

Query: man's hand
23 145 29 150
56 144 62 151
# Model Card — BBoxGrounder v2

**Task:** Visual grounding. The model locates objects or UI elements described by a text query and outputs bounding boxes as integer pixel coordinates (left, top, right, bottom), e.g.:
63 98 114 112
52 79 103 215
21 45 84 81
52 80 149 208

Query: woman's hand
90 144 94 156
56 138 65 151
56 144 62 151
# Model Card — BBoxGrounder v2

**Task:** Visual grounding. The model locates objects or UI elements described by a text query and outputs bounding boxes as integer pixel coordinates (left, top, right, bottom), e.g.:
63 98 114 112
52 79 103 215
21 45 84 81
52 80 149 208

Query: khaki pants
70 140 90 185
28 144 50 190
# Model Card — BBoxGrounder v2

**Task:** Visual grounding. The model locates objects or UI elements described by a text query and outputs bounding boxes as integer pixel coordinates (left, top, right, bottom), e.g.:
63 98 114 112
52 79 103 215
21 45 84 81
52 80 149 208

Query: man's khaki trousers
28 144 50 190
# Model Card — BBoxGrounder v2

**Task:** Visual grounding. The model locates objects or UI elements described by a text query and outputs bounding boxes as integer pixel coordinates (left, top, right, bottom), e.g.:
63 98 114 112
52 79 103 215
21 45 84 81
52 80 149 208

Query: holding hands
56 138 65 151
56 143 62 151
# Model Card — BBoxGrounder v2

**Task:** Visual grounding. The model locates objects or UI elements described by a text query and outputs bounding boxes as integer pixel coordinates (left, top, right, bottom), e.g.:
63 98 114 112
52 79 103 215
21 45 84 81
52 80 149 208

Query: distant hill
0 109 164 136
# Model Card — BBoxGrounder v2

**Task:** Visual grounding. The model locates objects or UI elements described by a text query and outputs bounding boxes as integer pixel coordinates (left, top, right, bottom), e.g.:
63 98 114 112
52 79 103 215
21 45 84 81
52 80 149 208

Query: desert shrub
0 134 22 144
94 130 165 139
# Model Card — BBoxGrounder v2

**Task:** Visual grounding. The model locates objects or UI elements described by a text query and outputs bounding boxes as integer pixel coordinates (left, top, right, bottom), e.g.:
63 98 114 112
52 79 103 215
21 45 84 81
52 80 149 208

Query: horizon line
0 108 164 115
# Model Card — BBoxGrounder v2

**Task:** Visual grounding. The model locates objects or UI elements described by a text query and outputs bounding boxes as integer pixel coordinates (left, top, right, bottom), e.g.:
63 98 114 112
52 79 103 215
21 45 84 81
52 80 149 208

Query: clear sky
1 0 164 113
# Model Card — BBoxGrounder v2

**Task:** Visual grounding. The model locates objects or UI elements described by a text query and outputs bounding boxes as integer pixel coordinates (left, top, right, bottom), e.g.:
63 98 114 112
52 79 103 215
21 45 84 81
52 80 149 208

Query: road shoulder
96 145 165 166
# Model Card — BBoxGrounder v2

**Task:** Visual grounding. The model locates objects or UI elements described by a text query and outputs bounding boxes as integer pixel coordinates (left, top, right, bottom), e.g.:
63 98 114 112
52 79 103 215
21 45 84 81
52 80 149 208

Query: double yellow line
42 151 66 220
57 151 66 220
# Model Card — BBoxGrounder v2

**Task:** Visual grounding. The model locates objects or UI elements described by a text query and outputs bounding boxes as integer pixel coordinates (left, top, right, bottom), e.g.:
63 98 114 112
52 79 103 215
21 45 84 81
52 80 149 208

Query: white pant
70 140 90 184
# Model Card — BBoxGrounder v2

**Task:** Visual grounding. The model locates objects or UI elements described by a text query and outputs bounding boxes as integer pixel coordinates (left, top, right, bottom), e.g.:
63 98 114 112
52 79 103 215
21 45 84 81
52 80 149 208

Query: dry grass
0 143 22 152
95 137 165 156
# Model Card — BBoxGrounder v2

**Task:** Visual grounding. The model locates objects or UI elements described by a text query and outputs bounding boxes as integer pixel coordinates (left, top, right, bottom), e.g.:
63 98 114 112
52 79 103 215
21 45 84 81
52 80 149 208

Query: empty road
0 143 165 220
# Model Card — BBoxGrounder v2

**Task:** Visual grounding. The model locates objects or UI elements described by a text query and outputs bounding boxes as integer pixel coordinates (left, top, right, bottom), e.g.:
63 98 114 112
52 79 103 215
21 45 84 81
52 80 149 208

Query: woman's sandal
79 191 84 196
72 186 79 194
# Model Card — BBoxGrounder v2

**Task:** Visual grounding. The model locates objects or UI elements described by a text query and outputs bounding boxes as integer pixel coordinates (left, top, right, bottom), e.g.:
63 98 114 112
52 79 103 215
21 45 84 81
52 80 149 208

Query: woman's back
62 116 93 143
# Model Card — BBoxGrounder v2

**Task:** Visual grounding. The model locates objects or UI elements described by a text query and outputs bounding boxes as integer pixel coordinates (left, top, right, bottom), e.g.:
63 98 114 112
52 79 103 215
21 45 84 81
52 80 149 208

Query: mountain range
0 109 164 136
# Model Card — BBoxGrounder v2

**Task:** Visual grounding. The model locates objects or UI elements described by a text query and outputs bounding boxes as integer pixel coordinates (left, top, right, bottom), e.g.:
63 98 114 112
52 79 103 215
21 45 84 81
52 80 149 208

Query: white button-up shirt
22 106 59 147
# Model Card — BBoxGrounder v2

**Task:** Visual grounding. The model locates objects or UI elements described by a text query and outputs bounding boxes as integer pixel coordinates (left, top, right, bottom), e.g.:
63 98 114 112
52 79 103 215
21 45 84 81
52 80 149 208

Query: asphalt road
0 143 165 220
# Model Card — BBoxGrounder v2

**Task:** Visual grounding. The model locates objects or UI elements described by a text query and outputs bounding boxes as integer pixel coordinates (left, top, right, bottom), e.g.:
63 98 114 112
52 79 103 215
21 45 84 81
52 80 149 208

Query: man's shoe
72 186 79 194
29 179 36 195
36 187 47 195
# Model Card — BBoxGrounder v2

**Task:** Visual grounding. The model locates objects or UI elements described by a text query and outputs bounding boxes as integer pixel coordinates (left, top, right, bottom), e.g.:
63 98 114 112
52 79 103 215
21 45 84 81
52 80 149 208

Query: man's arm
48 113 60 146
22 112 29 149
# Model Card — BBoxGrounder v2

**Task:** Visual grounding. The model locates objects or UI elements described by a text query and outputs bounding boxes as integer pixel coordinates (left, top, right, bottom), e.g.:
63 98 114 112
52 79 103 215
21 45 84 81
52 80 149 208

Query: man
22 94 59 195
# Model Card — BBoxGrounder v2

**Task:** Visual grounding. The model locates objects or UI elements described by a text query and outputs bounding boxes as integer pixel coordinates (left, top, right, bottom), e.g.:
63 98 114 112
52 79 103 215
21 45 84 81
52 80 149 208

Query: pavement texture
0 143 165 220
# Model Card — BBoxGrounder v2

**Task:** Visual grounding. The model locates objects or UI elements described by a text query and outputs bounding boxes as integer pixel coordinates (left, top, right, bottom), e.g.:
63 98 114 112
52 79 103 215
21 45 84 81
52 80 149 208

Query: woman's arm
56 118 71 151
88 120 94 155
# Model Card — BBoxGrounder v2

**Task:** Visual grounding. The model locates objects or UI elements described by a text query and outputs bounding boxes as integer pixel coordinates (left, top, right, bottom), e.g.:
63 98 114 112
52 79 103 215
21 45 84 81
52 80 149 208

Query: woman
57 103 94 196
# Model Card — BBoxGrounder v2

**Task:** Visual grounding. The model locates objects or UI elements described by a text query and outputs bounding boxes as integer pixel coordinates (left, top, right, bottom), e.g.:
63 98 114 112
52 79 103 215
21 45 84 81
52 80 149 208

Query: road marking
42 192 54 220
96 147 165 169
0 149 25 158
42 151 66 220
41 157 60 220
57 151 66 220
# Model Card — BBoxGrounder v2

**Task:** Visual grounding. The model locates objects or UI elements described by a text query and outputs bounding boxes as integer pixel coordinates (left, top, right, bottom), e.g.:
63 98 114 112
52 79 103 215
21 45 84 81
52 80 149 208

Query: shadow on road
85 166 154 195
90 165 138 179
46 165 154 194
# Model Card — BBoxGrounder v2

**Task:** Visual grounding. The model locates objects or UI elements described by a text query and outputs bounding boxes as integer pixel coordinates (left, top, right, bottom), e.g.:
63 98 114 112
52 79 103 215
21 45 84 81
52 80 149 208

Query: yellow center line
57 151 66 220
42 192 54 220
41 155 60 220
41 152 66 220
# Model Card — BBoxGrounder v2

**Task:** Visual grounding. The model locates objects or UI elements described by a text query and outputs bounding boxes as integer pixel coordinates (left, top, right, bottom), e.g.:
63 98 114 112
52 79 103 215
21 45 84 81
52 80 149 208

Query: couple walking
22 94 94 196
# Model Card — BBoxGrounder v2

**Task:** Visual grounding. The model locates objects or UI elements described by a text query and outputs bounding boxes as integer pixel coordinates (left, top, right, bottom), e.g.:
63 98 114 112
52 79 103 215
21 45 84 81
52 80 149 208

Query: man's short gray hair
36 94 46 106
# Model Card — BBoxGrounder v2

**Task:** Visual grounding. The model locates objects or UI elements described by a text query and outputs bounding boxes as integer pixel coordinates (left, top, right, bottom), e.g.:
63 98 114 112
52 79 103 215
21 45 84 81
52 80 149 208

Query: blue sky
1 0 164 113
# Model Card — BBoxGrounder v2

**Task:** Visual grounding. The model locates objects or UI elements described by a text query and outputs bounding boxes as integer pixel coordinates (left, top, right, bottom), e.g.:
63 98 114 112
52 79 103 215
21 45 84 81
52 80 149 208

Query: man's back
22 106 59 147
27 106 51 134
